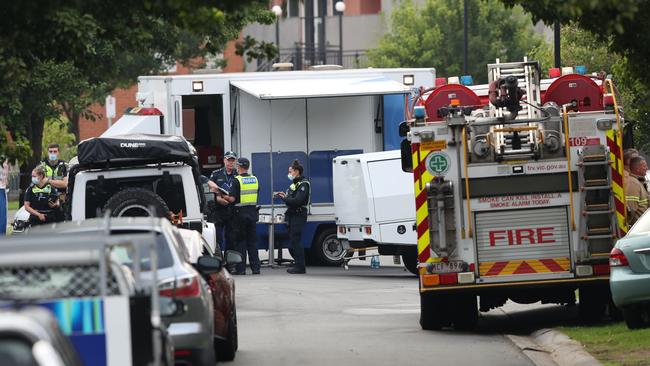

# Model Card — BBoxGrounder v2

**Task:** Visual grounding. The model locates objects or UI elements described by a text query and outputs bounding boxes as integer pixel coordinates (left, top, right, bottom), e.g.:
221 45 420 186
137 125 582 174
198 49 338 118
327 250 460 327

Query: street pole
335 2 346 66
554 20 561 68
275 20 280 63
272 5 283 65
463 0 468 75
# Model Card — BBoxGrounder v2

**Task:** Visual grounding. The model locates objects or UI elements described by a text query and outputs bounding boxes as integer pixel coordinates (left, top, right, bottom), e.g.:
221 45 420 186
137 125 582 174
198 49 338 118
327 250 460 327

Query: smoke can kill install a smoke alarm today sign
425 151 450 176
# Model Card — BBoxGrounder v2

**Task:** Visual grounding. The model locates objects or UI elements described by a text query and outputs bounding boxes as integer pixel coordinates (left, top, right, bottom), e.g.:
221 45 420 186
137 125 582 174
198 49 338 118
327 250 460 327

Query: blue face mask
288 174 294 181
31 177 40 185
48 153 58 161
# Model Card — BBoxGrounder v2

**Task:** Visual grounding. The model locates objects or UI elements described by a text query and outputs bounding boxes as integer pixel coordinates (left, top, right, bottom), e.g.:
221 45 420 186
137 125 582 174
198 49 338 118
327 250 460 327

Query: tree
0 0 273 186
367 0 545 83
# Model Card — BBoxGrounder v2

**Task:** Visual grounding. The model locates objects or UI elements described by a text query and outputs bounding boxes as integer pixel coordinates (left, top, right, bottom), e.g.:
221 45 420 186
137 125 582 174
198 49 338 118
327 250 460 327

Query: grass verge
559 322 650 366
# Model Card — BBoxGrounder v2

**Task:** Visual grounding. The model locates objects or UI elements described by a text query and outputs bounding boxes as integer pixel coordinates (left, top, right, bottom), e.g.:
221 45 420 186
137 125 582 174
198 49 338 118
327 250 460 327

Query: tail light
338 226 346 234
364 226 372 235
609 248 629 267
159 275 200 298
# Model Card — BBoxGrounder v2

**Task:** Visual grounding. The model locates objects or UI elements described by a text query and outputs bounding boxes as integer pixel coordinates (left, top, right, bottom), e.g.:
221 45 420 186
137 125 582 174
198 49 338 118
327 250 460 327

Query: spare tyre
103 187 170 218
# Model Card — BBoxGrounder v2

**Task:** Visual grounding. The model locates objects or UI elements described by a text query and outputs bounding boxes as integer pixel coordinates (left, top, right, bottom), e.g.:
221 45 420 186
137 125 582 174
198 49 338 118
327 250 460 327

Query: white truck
103 68 435 265
333 150 417 273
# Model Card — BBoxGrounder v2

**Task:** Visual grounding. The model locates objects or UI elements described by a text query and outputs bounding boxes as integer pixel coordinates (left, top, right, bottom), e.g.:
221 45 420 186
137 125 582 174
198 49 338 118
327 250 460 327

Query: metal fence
0 265 120 300
257 46 368 71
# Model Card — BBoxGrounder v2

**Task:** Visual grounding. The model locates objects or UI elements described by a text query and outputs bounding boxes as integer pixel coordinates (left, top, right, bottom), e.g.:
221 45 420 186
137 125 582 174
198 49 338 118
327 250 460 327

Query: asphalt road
225 258 578 366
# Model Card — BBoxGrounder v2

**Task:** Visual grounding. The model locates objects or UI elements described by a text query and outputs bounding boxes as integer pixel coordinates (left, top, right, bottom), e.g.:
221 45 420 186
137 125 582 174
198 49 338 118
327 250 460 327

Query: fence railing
257 46 368 72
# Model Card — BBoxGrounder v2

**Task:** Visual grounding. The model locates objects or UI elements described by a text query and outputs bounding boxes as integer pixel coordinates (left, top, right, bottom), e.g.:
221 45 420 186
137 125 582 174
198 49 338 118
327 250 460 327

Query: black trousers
234 215 260 272
287 213 307 269
214 215 235 254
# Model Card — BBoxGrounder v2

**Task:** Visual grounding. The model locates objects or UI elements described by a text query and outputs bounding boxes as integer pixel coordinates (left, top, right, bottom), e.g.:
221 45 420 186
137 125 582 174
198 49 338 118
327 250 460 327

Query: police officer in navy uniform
228 157 261 275
24 165 62 226
208 151 238 252
275 160 310 274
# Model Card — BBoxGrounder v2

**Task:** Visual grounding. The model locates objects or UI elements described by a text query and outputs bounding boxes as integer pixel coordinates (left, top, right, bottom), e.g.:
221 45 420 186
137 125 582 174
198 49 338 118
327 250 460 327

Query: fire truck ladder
488 58 544 159
577 145 617 260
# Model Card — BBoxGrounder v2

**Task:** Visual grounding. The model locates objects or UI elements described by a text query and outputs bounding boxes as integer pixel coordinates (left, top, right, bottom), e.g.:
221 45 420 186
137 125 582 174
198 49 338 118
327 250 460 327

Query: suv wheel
103 187 170 218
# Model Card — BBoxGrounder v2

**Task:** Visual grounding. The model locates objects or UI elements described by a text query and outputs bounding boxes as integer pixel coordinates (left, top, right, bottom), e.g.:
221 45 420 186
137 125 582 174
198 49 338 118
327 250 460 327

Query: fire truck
400 59 629 330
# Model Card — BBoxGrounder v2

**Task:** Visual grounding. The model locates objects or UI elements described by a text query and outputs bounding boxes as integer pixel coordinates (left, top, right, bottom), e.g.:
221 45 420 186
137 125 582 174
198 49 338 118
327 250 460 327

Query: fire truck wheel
578 286 607 323
451 295 478 331
420 293 449 330
401 248 419 276
103 188 170 218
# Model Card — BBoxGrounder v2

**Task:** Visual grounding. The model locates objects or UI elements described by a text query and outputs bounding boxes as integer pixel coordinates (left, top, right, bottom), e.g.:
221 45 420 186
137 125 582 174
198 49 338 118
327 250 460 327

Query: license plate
429 261 465 273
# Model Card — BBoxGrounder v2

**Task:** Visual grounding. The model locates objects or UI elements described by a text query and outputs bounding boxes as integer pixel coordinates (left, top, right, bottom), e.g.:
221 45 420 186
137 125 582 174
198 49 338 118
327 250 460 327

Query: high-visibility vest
31 184 52 195
235 175 259 207
43 161 66 179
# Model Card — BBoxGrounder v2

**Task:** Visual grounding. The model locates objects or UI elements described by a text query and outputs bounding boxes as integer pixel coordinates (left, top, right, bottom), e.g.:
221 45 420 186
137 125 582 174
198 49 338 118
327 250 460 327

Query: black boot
287 266 306 274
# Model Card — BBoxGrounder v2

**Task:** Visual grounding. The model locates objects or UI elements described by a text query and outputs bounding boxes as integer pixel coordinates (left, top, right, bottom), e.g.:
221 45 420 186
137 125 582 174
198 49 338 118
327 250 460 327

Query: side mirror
160 296 186 317
197 255 222 274
400 139 413 173
398 121 410 137
224 250 243 265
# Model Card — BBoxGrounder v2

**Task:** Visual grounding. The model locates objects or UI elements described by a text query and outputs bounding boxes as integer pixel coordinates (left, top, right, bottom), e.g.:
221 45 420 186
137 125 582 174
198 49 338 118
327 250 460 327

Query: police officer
229 157 261 275
24 165 62 226
275 160 310 274
208 151 238 252
42 143 68 193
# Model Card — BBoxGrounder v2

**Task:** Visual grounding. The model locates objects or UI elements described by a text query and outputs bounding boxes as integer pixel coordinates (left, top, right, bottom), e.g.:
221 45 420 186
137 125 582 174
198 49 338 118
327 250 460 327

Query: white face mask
32 177 40 185
288 173 294 181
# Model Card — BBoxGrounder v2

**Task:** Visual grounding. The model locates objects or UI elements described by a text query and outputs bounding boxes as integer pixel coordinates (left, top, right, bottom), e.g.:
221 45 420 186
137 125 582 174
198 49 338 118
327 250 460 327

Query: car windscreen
109 231 174 270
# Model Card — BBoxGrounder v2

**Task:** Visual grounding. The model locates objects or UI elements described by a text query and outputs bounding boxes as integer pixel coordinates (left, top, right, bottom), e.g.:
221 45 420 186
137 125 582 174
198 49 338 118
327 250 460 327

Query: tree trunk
63 104 81 144
19 113 45 190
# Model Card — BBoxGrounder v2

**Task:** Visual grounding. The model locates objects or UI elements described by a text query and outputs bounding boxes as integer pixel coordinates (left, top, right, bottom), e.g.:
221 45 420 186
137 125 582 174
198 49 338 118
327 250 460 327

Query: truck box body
103 68 435 262
334 150 416 248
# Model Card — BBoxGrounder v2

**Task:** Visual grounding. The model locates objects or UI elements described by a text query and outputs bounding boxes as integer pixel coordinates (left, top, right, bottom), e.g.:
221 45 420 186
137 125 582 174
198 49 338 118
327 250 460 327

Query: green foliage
236 35 279 64
0 0 272 183
42 118 77 162
367 0 545 83
559 322 650 366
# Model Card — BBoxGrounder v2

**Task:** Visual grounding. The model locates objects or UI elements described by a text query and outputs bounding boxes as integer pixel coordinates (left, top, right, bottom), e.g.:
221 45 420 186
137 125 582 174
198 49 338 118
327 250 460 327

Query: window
287 0 300 17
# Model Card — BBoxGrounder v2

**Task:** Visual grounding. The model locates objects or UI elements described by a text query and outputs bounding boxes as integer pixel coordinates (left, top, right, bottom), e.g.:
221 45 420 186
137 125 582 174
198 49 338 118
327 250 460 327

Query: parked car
0 307 82 366
610 211 650 329
0 231 174 365
29 217 221 365
179 228 241 361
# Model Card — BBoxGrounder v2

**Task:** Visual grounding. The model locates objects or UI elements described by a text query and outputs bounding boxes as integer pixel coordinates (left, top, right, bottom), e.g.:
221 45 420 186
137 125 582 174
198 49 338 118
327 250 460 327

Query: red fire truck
400 59 628 330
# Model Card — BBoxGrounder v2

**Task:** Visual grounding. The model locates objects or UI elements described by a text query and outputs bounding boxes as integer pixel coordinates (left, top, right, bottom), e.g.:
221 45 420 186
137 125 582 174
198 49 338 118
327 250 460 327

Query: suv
66 134 216 250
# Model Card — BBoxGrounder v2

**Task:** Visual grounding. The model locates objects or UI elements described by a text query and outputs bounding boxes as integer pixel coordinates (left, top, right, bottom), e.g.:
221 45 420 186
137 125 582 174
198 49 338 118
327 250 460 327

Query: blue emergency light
575 65 587 75
413 106 426 119
460 75 473 86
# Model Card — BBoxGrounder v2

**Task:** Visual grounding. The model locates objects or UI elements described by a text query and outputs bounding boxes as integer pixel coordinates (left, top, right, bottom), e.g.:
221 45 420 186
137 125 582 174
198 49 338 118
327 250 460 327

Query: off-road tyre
311 227 346 266
401 248 419 276
103 187 170 218
215 308 238 361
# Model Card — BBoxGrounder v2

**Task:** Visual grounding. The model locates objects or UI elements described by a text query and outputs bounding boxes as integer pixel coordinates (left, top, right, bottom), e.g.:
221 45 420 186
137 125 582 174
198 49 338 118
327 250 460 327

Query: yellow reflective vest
235 175 259 207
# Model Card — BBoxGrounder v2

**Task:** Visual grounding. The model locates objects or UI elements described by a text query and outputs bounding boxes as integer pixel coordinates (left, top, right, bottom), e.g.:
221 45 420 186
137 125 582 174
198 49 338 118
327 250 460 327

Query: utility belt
286 206 309 216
